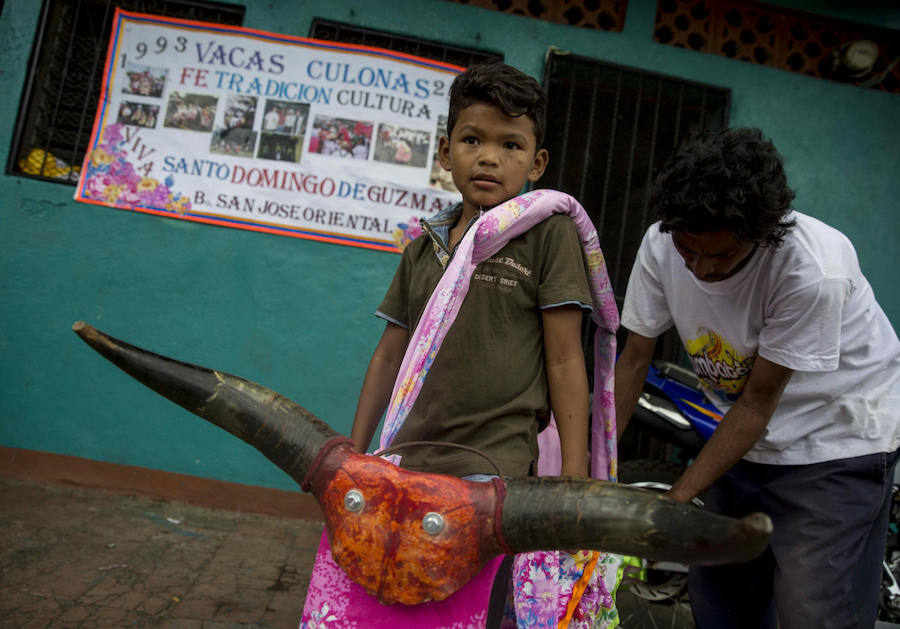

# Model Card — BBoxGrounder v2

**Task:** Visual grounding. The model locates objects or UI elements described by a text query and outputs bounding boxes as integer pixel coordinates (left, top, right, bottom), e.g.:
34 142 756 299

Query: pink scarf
381 189 620 482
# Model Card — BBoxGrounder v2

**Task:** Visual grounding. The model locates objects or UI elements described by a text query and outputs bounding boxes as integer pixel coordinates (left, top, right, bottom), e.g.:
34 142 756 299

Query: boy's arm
542 305 590 478
350 322 409 453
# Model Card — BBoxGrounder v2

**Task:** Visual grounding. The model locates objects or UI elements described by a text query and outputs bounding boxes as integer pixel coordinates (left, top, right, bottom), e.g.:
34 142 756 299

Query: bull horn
73 321 771 569
71 321 335 486
501 477 771 565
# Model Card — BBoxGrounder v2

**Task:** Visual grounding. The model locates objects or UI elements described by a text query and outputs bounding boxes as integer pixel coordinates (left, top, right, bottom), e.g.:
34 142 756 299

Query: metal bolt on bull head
72 321 773 606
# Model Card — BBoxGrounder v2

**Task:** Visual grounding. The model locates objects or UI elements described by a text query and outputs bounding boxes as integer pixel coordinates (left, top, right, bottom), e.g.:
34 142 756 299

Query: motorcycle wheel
880 555 900 623
616 459 697 629
879 485 900 622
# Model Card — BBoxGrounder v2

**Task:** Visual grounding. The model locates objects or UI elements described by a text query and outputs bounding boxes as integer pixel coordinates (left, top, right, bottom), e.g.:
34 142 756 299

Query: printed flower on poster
103 184 125 204
136 177 158 192
81 123 190 214
89 148 115 168
391 216 423 251
166 194 190 215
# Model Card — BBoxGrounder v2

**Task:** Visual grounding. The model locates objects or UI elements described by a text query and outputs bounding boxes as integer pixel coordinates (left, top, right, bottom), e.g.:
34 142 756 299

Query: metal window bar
614 74 644 285
308 19 503 68
542 52 730 362
597 68 622 239
70 1 118 180
8 0 245 184
553 59 578 198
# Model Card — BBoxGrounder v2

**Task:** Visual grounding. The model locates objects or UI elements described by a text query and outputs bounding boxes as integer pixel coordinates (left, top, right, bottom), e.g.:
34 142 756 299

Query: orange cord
558 551 600 629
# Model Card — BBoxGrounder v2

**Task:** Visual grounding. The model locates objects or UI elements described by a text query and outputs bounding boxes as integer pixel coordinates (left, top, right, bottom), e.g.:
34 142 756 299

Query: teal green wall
1 0 898 491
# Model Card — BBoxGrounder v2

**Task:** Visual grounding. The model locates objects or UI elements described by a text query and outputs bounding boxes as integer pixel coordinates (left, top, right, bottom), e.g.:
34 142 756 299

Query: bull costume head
72 321 772 605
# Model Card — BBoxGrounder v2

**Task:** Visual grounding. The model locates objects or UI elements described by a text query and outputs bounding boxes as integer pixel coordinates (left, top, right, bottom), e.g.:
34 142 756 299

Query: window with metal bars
308 19 503 68
540 51 730 361
7 0 245 184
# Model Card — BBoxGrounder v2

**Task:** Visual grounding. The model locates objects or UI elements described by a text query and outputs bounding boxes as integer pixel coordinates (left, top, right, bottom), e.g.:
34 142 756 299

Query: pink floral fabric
507 550 622 628
301 532 504 629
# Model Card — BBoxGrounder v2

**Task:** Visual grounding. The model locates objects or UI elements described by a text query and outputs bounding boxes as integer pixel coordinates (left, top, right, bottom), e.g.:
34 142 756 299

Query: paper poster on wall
74 9 463 253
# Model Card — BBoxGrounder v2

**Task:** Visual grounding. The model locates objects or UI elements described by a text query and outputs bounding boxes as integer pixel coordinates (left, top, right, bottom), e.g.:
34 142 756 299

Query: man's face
438 103 548 216
671 230 757 282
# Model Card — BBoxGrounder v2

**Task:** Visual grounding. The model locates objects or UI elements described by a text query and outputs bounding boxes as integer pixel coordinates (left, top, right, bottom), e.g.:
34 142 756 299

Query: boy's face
439 103 548 216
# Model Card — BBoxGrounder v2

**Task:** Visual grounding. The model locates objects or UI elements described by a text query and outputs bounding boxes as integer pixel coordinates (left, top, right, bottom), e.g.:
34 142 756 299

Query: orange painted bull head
73 322 772 605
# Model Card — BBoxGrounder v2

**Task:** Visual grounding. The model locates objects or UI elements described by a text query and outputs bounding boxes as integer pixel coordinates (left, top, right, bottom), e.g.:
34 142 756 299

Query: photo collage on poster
428 115 455 192
118 63 167 129
308 115 373 161
113 52 457 192
210 95 258 158
258 100 309 163
374 124 429 168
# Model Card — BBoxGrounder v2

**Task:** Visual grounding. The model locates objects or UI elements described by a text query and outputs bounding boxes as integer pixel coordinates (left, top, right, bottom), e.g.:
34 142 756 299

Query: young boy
301 62 621 629
350 61 593 481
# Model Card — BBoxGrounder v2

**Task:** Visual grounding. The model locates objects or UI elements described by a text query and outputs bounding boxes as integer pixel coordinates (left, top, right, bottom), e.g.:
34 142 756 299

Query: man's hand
667 355 793 503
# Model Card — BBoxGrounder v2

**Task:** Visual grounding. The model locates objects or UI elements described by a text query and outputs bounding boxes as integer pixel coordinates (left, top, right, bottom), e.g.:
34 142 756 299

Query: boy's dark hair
651 127 797 247
446 62 547 148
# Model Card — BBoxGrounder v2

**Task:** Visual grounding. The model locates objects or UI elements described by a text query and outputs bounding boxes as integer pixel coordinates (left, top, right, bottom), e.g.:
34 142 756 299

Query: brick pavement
0 479 323 628
6 476 900 629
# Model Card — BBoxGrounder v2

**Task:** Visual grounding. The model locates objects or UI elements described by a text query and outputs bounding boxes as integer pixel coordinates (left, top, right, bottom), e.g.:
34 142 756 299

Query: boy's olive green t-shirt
378 213 592 478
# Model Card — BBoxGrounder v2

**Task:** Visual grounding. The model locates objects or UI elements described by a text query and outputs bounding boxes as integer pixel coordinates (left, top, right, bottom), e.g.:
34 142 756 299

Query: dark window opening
8 0 245 184
541 52 730 363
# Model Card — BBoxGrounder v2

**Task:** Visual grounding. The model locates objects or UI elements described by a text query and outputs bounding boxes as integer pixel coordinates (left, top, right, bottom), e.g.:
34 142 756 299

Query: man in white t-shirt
615 127 900 629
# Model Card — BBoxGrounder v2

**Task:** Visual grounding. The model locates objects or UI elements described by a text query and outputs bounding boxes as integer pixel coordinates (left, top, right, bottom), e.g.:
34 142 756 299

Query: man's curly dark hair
651 127 797 247
446 62 547 149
